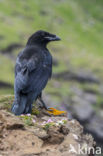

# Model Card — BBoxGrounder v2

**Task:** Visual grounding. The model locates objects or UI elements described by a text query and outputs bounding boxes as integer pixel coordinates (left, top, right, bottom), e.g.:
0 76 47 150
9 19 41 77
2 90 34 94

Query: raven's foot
37 96 67 116
46 107 67 116
38 98 48 110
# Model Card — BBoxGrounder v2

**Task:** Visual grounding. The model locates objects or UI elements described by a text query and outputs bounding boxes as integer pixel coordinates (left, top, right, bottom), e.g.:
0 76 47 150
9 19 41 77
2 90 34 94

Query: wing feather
14 47 51 95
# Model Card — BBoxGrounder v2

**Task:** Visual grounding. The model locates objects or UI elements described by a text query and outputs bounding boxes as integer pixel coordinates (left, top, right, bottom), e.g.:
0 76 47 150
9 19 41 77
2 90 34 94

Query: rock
53 70 100 84
1 43 23 53
67 86 103 145
34 128 49 140
59 125 69 135
71 99 94 122
46 126 64 144
0 109 96 156
70 86 97 104
86 115 103 143
69 86 95 122
0 95 14 111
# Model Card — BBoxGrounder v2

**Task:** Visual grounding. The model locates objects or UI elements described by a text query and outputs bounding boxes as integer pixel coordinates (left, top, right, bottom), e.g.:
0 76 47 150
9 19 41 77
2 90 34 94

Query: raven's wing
15 47 51 95
15 48 40 75
15 47 42 91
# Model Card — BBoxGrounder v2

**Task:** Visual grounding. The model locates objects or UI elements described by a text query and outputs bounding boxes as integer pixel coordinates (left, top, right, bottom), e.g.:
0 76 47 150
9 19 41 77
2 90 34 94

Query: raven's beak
54 36 61 41
45 35 61 41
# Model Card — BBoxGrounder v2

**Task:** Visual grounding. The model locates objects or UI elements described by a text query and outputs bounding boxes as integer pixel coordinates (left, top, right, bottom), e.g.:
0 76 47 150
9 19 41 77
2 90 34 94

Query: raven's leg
38 93 48 110
37 93 67 115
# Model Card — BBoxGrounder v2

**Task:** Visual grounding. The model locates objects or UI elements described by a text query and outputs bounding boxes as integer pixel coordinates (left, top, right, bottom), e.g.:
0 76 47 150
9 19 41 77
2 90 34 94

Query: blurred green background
0 0 103 148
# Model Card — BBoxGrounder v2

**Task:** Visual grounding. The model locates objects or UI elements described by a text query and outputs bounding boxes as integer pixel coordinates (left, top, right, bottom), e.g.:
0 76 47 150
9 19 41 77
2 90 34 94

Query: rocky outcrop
0 96 96 156
64 85 103 144
45 68 103 145
53 70 100 84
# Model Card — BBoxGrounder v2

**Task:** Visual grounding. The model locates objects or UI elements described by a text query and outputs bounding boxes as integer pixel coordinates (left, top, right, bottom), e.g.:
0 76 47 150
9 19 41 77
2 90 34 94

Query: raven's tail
11 94 27 115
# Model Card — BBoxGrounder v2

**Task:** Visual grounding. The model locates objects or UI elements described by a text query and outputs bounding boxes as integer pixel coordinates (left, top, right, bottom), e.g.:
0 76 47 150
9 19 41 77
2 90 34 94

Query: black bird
11 30 61 115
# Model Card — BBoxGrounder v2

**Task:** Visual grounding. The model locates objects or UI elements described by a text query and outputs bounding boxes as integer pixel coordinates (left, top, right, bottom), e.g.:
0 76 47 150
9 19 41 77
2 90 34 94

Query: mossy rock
0 95 66 117
0 95 40 115
0 95 14 111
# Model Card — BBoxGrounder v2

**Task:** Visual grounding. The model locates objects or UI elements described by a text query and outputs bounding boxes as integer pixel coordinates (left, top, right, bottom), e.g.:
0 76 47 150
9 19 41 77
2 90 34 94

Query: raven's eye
41 32 45 36
44 32 48 35
44 33 47 36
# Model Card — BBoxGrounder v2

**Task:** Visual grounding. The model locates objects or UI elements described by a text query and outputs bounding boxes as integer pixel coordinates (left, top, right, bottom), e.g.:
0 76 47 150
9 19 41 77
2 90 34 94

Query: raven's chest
43 51 52 68
42 50 52 77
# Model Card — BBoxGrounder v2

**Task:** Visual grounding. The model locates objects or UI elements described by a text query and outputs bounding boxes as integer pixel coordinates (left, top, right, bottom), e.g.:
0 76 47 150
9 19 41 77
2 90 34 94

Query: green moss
0 95 14 111
43 122 55 131
96 96 103 109
62 120 68 124
77 83 100 95
20 115 34 126
32 106 40 115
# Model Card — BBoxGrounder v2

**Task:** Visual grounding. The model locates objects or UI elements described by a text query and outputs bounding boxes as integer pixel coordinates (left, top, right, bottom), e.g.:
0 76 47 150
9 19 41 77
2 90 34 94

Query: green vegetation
0 0 103 53
0 0 103 112
0 95 14 110
20 115 34 126
0 54 14 84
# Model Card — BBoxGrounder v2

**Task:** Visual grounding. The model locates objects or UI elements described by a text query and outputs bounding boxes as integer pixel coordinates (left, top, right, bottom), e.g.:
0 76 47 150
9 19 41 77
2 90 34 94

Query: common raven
11 30 60 115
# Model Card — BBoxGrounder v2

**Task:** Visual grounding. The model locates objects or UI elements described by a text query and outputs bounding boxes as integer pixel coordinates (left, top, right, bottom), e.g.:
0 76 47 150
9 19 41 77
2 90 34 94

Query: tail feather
11 94 27 115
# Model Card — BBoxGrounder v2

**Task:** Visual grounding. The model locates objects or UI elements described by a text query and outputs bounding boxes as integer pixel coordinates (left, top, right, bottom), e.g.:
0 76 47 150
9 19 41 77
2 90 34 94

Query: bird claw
47 107 67 116
46 107 54 111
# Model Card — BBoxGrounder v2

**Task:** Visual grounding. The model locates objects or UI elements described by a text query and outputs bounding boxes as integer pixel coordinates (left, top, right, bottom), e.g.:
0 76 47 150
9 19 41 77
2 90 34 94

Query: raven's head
27 30 61 46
